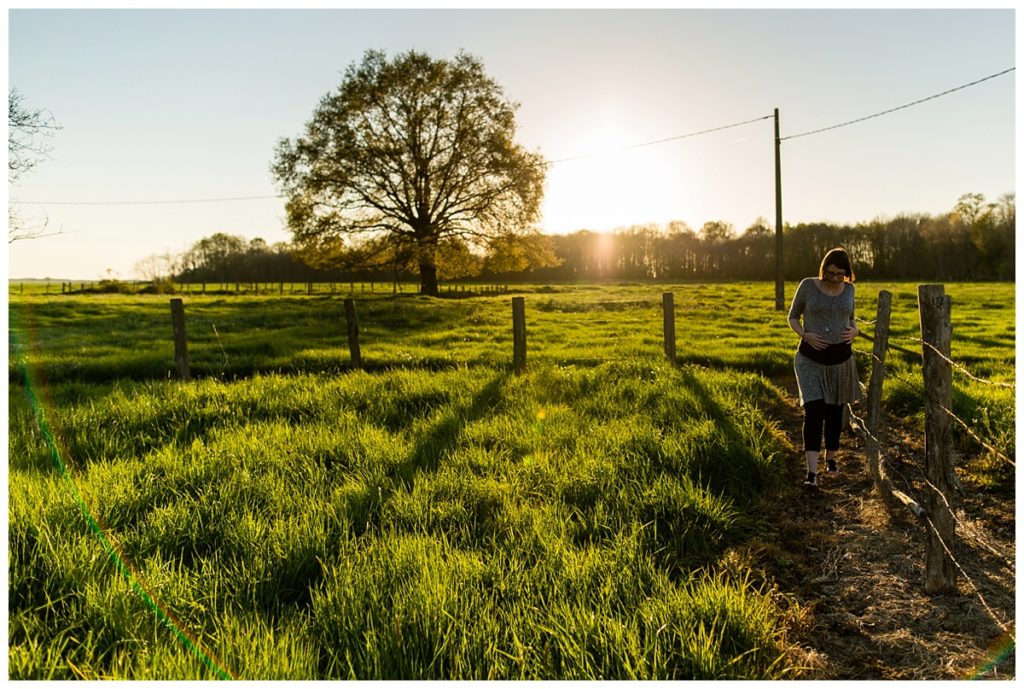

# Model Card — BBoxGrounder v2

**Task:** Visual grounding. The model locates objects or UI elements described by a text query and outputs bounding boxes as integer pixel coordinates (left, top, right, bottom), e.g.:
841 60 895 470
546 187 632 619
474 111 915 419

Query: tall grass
10 357 797 679
9 281 1012 677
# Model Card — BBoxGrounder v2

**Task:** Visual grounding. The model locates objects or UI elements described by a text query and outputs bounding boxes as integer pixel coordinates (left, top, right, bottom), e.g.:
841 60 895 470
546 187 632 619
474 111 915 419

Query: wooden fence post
865 290 892 498
169 298 191 381
344 298 361 368
512 296 526 374
662 292 676 362
918 284 956 594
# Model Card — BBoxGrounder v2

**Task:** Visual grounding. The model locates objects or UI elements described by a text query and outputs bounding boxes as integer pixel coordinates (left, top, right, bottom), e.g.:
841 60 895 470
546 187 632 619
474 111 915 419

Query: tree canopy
273 49 548 295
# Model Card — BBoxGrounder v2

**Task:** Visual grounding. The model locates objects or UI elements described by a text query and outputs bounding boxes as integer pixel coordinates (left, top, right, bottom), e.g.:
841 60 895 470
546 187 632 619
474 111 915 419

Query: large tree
273 49 546 295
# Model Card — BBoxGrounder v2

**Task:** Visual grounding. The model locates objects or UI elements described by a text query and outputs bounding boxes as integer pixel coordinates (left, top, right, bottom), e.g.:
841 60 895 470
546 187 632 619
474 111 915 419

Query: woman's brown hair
819 247 855 282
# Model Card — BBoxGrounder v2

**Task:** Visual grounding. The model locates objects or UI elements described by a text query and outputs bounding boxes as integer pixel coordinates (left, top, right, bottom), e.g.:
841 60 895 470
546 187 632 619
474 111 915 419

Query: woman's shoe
825 459 838 474
803 471 817 488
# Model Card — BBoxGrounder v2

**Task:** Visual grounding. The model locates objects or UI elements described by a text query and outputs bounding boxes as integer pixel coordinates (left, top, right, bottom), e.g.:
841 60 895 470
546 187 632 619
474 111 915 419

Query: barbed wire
939 405 1015 468
924 478 1016 574
912 338 1015 389
846 401 924 508
921 509 1013 635
857 330 919 358
852 339 1016 621
879 362 1014 469
852 398 1016 632
867 331 1015 392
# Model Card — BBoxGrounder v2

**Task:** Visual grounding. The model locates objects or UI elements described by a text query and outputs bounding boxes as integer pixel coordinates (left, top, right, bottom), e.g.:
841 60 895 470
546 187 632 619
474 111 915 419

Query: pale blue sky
7 7 1016 279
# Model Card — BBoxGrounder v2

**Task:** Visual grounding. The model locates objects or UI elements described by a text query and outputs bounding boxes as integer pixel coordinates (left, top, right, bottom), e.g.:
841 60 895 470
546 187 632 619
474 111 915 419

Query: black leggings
803 399 844 452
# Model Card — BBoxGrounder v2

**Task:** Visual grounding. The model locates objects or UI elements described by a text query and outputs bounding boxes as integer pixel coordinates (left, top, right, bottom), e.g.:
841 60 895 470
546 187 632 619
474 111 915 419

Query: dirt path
754 378 1016 680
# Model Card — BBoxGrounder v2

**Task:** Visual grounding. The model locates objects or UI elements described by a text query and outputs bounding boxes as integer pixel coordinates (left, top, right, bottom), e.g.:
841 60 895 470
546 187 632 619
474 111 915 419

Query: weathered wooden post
169 298 191 381
343 298 361 369
662 292 676 362
512 296 526 374
918 284 956 594
865 290 892 496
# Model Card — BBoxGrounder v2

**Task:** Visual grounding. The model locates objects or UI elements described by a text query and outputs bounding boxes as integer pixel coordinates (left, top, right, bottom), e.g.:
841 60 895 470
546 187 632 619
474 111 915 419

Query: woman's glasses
824 269 847 279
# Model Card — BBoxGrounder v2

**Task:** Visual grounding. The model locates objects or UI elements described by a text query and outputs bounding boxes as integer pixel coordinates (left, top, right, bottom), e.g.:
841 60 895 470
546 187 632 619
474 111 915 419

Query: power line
550 114 774 163
10 115 775 206
10 67 1013 206
781 67 1015 141
11 194 283 206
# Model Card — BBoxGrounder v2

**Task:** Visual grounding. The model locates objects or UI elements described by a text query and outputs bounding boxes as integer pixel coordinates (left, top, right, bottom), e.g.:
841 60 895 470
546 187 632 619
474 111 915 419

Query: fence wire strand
939 404 1016 468
912 338 1015 389
921 510 1013 635
883 362 1014 471
853 295 1015 639
923 478 1017 574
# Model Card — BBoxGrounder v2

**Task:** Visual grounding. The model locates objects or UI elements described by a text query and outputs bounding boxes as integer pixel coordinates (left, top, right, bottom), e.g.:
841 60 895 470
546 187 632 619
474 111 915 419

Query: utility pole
774 108 785 311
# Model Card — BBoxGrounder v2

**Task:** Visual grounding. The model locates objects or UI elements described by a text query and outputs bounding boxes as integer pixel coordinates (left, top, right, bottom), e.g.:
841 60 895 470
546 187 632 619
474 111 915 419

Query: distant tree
9 88 61 242
134 251 177 282
483 231 561 276
741 217 772 239
179 233 247 283
952 192 986 226
698 220 735 243
273 49 546 296
968 193 1015 280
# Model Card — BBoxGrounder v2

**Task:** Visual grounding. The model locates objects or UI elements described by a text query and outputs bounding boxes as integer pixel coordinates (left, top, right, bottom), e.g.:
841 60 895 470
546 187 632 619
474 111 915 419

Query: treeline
139 192 1013 286
527 192 1014 283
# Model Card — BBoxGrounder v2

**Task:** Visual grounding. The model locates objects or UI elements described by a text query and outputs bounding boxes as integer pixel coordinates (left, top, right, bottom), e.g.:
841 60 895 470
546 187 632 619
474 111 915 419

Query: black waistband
798 340 853 365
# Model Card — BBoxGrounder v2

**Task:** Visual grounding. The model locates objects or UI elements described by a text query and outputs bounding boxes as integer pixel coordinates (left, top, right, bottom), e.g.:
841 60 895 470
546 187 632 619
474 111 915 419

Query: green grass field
7 281 1014 679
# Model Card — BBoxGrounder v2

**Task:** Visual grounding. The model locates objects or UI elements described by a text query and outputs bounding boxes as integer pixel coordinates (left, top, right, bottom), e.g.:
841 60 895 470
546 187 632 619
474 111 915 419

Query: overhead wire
549 114 774 163
11 115 775 206
9 67 1013 206
11 194 284 206
780 67 1014 141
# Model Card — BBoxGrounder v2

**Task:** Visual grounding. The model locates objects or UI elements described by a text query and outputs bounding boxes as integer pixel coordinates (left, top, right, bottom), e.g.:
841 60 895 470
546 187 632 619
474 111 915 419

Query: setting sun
538 116 700 234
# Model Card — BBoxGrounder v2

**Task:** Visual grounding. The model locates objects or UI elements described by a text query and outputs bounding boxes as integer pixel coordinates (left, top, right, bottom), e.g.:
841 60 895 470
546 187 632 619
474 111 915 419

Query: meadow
7 281 1014 679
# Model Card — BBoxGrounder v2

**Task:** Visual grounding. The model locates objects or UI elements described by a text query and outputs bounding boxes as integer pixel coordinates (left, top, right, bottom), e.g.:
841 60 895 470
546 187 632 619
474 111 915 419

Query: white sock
806 451 819 475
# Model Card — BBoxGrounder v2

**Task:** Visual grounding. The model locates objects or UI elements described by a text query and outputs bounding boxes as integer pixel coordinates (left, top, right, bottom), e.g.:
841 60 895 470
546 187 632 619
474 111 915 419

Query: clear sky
6 6 1016 280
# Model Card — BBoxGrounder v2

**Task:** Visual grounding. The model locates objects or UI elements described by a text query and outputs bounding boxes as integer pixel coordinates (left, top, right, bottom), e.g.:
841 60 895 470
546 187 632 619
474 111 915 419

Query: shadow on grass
675 366 779 503
400 371 512 483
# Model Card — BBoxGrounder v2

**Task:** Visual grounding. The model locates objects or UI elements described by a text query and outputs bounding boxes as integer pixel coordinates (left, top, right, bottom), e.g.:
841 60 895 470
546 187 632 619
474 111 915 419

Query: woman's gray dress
788 277 862 407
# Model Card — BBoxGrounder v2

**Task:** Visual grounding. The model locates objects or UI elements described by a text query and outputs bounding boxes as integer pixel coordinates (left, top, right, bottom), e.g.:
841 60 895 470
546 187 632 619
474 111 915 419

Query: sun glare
539 119 696 234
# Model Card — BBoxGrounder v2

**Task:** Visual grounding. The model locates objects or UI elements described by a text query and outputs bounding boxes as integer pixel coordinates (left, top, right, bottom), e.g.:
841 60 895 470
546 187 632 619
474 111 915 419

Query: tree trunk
417 234 439 296
419 262 439 296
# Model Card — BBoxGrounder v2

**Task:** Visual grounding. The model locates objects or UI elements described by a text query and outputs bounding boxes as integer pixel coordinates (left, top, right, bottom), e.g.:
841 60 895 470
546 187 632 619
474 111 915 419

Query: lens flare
968 627 1015 679
9 319 237 681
